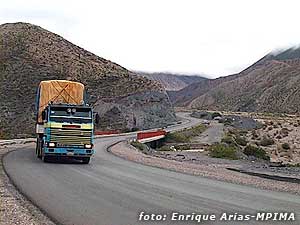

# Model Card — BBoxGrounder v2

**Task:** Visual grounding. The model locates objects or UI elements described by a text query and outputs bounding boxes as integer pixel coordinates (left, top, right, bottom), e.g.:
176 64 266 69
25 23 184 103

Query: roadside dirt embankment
0 142 55 225
109 141 300 195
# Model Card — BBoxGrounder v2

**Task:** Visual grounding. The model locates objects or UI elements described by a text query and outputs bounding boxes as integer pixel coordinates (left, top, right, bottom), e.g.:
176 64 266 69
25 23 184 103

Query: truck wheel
36 137 42 159
35 138 39 157
42 155 49 163
82 157 90 164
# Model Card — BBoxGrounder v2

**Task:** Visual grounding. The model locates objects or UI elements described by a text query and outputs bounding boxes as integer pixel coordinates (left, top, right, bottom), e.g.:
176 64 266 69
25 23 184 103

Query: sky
1 0 300 78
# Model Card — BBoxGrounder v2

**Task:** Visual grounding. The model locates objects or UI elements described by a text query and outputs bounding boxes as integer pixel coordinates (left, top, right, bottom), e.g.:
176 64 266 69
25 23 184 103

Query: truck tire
36 137 43 159
42 155 49 163
82 157 90 164
35 138 39 157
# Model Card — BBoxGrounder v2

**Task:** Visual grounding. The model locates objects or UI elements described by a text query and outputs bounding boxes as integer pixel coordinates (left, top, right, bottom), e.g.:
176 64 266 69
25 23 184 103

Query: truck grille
50 128 92 146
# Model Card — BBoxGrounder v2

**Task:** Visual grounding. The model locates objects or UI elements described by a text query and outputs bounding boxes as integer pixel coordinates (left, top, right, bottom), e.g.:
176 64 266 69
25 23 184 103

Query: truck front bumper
44 147 94 157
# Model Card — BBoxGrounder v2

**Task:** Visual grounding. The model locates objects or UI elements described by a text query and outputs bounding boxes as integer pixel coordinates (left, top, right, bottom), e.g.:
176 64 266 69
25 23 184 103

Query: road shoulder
0 143 56 225
109 141 300 195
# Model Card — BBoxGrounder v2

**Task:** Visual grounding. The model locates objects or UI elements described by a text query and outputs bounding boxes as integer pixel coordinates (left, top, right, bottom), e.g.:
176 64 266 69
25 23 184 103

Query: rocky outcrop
94 91 176 131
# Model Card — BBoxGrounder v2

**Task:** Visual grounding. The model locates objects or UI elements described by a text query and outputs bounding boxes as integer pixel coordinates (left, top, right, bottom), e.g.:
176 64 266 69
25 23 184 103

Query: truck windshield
49 107 92 123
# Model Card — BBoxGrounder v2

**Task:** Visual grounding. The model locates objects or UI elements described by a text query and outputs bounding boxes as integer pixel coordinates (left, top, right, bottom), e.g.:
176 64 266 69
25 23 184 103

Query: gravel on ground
151 151 300 179
109 141 300 195
0 143 55 225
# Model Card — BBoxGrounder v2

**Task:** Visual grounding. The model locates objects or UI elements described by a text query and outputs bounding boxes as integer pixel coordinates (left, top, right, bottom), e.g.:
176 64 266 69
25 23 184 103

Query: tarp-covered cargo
37 80 84 123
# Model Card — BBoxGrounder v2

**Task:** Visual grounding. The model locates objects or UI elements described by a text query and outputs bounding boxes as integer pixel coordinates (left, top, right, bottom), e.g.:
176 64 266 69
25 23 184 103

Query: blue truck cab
35 80 98 164
41 104 94 163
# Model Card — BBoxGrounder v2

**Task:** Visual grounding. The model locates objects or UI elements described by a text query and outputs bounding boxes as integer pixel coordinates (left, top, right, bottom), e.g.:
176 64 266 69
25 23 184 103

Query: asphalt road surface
3 113 300 225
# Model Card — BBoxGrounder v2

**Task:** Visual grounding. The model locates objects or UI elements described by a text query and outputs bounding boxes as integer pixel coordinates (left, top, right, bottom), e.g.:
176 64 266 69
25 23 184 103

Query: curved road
4 114 300 225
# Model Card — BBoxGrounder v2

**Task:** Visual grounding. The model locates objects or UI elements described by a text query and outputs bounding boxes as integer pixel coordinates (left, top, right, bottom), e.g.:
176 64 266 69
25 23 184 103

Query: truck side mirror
42 111 46 120
95 113 100 125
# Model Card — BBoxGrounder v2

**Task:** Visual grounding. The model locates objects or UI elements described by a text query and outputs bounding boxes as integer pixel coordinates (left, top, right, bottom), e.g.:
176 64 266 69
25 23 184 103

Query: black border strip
227 168 300 184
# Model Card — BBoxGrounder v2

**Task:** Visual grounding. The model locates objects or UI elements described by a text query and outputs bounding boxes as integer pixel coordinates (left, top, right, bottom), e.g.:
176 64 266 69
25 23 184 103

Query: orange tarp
37 80 84 123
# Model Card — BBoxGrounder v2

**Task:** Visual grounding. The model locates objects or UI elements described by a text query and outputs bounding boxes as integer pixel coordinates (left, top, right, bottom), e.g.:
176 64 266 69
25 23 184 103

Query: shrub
174 144 191 151
131 141 148 152
165 124 206 143
228 129 238 135
158 145 172 151
280 128 289 137
251 130 259 139
131 127 139 132
259 136 274 146
287 163 300 167
122 128 132 133
281 143 290 150
165 132 190 143
243 145 270 160
223 119 233 126
209 143 238 160
221 135 236 145
187 125 206 136
235 135 247 146
238 130 248 135
211 112 222 119
0 130 8 139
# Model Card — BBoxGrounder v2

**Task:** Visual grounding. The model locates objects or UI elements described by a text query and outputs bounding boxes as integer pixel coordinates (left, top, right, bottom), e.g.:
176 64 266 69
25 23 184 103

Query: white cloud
1 0 300 77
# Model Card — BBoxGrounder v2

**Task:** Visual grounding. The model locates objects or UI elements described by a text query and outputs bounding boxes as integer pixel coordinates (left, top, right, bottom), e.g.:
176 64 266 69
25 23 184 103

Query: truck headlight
48 142 56 147
84 144 92 149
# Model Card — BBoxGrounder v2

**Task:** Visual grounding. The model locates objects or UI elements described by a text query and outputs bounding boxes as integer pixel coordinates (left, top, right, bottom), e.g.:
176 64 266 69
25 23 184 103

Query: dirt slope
0 22 176 138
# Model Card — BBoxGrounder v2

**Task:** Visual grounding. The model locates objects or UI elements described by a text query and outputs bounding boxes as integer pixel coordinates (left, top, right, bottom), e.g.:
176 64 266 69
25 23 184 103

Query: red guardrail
137 130 166 140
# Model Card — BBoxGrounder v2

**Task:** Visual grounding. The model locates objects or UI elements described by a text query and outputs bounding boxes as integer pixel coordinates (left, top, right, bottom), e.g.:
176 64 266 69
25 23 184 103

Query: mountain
167 74 238 106
0 22 176 138
171 47 300 113
138 72 207 91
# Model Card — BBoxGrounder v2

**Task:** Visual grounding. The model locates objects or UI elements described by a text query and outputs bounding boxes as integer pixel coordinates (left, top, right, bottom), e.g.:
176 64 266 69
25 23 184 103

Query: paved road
3 113 300 225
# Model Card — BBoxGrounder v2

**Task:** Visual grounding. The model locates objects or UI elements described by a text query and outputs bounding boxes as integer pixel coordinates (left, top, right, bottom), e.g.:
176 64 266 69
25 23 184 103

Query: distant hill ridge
138 72 207 91
0 22 176 138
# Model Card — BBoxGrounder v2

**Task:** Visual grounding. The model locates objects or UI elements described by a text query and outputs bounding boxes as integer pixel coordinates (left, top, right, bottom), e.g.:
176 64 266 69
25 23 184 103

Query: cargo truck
35 80 98 164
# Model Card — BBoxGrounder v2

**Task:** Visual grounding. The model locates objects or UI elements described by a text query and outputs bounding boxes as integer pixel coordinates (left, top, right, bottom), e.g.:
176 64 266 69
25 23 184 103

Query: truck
35 80 98 164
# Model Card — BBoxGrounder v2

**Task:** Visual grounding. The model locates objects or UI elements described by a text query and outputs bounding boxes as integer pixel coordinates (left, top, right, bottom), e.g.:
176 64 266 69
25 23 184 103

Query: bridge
137 130 167 148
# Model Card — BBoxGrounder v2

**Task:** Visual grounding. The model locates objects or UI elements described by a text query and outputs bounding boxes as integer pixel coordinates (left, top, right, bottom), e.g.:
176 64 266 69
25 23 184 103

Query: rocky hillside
171 47 300 114
0 22 176 138
139 72 206 91
168 74 238 106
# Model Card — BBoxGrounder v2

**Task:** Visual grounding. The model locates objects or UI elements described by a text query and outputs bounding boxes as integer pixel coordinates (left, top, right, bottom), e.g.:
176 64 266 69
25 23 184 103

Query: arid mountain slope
139 72 206 91
0 22 176 138
168 74 238 106
171 48 300 114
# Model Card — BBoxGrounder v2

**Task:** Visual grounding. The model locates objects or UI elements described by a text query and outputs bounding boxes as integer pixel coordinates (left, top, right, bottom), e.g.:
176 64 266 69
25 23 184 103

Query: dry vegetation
245 117 300 165
211 112 300 165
